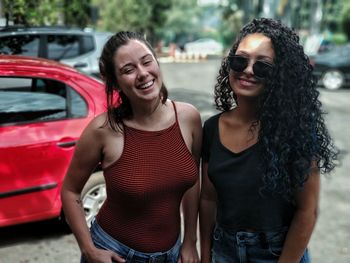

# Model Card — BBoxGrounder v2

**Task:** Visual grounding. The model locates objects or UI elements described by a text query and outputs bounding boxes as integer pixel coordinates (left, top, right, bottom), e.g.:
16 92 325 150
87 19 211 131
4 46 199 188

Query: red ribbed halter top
96 101 198 252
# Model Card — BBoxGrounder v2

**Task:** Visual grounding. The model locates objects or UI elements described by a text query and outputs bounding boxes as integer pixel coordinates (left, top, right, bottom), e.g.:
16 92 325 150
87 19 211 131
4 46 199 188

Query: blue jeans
211 224 310 263
81 219 181 263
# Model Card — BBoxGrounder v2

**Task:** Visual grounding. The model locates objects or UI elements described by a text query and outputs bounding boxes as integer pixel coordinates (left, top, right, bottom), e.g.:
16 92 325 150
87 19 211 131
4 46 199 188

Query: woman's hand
177 240 200 263
84 247 125 263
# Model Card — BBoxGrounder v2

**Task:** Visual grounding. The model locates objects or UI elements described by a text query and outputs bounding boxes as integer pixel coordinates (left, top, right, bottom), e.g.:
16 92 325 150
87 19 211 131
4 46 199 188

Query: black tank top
202 113 295 231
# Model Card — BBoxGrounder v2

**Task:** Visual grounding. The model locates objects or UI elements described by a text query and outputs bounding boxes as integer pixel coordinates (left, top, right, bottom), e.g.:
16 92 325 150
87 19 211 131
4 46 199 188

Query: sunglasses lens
229 56 248 72
230 55 273 80
253 61 273 79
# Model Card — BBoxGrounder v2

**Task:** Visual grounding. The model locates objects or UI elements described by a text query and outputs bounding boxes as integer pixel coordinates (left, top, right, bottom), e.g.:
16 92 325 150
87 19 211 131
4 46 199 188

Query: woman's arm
278 166 320 263
178 104 202 263
199 162 217 263
180 180 200 263
60 117 125 263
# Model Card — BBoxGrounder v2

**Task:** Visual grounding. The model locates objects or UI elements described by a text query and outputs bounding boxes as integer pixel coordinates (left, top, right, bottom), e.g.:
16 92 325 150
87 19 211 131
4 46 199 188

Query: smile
138 80 154 90
238 77 258 85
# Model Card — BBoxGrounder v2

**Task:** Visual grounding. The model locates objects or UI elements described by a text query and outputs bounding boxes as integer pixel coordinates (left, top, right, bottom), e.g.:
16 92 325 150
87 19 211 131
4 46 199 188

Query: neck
130 97 165 125
232 97 258 123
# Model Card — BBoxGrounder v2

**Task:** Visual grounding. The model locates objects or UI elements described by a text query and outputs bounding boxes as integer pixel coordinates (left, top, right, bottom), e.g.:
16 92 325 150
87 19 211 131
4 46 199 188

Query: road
0 59 349 263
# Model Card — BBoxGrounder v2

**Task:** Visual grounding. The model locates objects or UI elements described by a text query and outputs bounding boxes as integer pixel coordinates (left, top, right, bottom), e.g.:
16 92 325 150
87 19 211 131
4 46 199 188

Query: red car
0 55 110 228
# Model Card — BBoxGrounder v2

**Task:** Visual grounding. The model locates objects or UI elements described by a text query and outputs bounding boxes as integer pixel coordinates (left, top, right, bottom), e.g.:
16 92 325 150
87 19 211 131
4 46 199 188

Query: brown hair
99 31 168 132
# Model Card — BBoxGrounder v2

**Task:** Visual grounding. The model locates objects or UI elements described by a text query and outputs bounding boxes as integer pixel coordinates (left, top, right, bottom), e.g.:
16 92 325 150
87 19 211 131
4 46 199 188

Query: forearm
278 209 318 263
182 181 200 244
199 198 217 263
61 188 95 255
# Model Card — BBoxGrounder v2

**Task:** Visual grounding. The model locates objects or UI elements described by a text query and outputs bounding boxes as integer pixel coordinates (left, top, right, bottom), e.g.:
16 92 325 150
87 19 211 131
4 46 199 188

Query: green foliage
3 0 32 25
330 33 348 44
341 4 350 40
26 0 62 26
64 0 91 27
2 0 91 27
95 0 173 45
162 0 202 44
218 0 243 49
99 0 151 32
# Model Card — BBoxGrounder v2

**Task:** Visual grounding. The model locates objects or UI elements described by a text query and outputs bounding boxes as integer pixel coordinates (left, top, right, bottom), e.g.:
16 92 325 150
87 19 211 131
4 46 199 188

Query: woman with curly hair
199 18 338 263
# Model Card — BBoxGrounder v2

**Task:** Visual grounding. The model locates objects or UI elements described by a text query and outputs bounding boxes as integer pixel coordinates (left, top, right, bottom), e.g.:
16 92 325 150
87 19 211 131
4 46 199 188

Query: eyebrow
119 54 153 71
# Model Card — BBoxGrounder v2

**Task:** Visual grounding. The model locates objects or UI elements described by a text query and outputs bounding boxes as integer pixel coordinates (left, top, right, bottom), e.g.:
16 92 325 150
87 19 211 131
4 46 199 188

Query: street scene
1 0 350 262
0 59 349 262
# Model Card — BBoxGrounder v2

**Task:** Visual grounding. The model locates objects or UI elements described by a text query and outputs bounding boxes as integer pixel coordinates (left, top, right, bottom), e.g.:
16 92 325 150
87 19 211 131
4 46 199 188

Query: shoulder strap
171 100 179 124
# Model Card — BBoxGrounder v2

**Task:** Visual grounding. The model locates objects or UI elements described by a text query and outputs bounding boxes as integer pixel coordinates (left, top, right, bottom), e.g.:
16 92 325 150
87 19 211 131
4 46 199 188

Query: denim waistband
90 218 181 262
214 224 288 248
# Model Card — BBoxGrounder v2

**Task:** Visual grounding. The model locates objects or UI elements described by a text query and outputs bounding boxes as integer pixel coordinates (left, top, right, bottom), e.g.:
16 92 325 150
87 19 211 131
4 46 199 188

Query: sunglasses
229 55 273 80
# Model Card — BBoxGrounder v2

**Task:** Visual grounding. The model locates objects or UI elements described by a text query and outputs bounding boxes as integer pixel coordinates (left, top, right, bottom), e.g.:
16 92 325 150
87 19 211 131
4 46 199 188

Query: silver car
0 26 113 77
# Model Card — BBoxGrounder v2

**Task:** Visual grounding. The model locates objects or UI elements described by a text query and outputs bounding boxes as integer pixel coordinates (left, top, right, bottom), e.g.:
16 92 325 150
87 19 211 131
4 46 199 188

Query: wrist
81 243 97 257
182 236 197 246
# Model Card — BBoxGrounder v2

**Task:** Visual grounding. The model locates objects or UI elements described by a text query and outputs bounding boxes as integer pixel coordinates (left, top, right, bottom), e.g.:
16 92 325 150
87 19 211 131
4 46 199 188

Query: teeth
139 80 154 89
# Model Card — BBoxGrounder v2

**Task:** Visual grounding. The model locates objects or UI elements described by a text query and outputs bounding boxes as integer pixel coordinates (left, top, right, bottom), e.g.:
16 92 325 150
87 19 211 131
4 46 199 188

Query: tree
219 0 244 48
95 0 172 45
2 0 91 27
98 0 150 32
3 0 32 25
162 0 202 46
341 3 350 40
64 0 91 27
146 0 173 45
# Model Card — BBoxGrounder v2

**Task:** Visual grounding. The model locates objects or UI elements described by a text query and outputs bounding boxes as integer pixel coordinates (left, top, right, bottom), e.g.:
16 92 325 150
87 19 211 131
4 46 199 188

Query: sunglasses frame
229 55 274 80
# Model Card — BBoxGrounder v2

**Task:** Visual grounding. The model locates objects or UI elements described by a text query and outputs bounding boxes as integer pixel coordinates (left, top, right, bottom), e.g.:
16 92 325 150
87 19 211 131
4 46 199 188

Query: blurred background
1 0 349 57
0 1 349 263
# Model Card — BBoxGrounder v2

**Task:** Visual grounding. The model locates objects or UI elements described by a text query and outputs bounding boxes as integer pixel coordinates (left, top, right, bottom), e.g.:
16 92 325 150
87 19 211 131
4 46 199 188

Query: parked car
303 34 335 56
184 38 223 57
0 26 113 77
311 44 350 90
0 55 111 228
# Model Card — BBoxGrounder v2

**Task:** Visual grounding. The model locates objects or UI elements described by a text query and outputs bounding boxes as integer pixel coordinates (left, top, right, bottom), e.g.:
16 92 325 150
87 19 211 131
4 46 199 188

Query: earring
220 75 236 110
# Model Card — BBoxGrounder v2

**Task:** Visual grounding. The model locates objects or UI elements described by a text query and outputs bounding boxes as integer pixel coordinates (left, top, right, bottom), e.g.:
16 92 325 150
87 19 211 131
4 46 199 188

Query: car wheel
322 69 344 90
81 172 106 227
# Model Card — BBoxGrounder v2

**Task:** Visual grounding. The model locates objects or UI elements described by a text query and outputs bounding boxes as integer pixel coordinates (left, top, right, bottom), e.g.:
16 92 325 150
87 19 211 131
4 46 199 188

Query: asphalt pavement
0 59 349 263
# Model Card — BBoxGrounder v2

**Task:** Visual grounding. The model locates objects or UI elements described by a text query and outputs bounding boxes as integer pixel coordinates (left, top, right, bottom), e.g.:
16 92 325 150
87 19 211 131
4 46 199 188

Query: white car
184 38 223 57
0 26 113 77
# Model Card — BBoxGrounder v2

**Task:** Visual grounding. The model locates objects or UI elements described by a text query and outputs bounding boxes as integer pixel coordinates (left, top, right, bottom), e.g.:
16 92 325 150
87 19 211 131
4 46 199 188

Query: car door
0 76 91 227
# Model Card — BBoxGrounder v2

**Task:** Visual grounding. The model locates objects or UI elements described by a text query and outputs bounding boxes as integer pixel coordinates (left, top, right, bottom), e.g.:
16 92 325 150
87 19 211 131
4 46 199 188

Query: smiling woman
113 40 163 108
61 31 202 263
199 18 338 263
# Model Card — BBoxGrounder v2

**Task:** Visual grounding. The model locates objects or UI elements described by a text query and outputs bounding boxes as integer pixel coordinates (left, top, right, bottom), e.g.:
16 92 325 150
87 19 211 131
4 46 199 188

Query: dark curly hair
99 31 168 132
214 18 338 200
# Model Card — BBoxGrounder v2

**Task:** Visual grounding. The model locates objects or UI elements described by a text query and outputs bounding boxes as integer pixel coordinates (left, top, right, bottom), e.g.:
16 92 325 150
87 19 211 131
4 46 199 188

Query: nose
243 59 254 75
137 65 148 80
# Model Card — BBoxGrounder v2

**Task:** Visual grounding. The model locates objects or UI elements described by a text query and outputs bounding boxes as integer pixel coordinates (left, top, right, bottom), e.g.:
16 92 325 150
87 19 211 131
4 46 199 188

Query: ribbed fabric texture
96 102 198 252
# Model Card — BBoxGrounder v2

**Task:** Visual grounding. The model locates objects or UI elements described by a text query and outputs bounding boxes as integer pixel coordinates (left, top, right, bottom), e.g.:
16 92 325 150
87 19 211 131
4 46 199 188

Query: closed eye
122 67 135 74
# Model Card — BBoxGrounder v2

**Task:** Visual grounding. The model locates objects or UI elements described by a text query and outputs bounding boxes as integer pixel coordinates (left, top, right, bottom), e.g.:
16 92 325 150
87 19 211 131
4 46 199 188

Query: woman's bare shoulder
84 112 122 137
172 101 202 134
173 101 201 119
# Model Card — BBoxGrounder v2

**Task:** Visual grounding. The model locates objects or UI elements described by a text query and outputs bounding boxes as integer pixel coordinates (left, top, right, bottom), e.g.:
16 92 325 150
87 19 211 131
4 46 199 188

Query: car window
0 35 40 56
47 35 80 60
82 36 95 53
0 77 87 125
